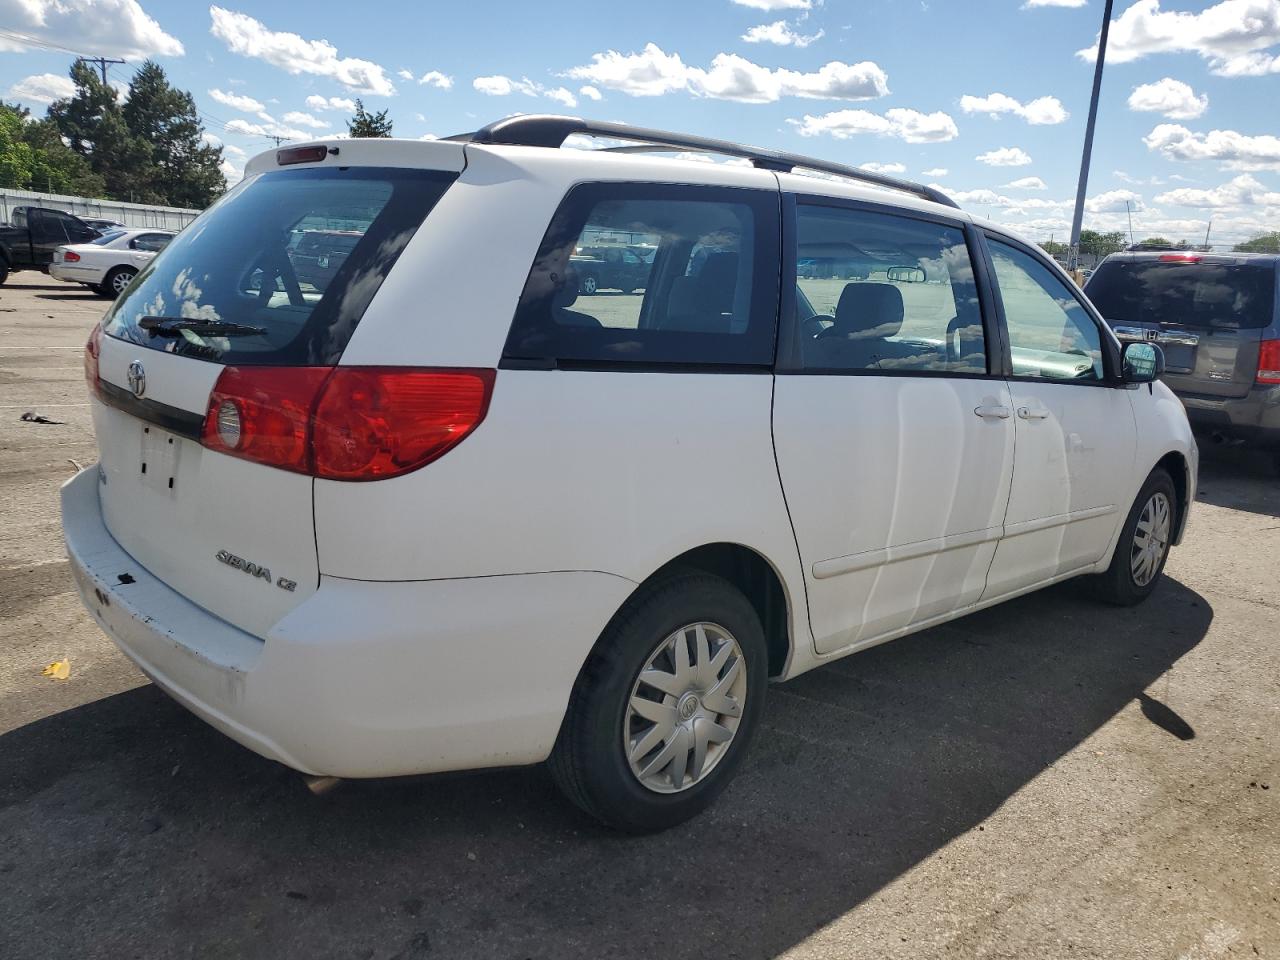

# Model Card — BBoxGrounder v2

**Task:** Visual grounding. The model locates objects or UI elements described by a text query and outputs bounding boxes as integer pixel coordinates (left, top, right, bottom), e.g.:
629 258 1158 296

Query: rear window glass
1086 260 1277 330
102 167 455 365
503 182 780 368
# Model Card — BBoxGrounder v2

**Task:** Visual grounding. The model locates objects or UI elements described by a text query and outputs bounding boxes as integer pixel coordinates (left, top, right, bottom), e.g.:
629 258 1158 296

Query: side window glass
33 213 69 244
988 239 1104 381
505 184 778 366
791 205 986 373
131 234 171 253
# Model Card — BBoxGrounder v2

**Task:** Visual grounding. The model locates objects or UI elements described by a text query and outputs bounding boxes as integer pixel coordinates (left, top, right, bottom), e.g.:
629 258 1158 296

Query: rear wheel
1093 468 1176 605
579 273 599 296
102 266 136 298
549 572 768 833
0 261 9 286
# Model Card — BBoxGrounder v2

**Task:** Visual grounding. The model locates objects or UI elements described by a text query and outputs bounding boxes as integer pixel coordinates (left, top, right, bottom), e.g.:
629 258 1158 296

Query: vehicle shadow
34 291 103 301
0 576 1211 960
1193 441 1279 518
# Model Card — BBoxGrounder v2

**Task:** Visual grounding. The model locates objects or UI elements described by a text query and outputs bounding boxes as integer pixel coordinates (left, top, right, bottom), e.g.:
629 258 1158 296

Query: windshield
92 230 126 245
1087 260 1277 330
102 166 455 365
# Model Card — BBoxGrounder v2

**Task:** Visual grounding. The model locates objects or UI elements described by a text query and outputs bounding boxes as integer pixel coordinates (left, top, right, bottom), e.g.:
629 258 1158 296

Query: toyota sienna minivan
64 116 1197 832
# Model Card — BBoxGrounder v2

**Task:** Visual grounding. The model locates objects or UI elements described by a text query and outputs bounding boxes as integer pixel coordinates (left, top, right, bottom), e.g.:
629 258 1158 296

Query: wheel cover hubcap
1130 491 1171 587
113 272 133 293
624 621 747 794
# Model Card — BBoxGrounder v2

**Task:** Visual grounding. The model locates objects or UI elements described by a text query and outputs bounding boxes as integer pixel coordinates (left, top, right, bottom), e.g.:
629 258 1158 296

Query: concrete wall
0 189 200 231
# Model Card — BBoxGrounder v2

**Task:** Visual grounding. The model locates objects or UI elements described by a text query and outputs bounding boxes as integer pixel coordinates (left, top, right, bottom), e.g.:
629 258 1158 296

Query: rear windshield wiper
139 316 268 338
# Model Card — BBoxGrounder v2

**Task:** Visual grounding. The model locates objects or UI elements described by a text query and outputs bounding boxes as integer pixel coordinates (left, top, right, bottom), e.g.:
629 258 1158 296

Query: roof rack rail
456 115 959 210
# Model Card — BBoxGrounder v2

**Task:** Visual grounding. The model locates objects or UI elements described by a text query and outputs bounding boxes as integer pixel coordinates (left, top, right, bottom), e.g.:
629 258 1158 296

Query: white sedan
49 228 175 298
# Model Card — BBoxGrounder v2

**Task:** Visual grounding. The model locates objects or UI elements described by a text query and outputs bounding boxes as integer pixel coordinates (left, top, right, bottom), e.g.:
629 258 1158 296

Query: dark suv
1086 251 1280 468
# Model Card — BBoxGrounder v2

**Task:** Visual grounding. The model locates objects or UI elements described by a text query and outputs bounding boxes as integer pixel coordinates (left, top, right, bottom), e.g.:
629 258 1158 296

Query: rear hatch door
1086 256 1276 399
92 151 459 638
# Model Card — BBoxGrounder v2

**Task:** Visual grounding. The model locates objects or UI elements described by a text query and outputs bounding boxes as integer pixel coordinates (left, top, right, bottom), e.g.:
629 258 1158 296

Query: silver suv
1086 251 1280 471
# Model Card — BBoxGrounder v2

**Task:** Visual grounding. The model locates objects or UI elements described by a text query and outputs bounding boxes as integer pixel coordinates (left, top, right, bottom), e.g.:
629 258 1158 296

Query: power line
77 56 126 85
0 29 92 59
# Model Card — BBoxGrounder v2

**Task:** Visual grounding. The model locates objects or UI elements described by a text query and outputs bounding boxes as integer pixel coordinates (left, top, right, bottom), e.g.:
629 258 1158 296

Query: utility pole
77 56 126 84
267 135 289 146
1204 220 1213 251
1068 0 1115 275
1125 199 1134 247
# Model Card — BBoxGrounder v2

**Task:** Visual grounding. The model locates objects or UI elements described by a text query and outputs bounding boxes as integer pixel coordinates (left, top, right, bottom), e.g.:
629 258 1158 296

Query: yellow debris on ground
41 658 71 681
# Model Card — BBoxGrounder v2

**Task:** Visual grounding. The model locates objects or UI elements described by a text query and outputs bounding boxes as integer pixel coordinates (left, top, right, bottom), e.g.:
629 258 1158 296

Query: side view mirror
1122 341 1165 384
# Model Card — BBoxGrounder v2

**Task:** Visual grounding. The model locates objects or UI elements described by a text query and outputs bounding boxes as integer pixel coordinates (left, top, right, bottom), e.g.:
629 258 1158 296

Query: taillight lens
1258 339 1280 385
64 250 81 262
200 367 495 480
83 323 102 397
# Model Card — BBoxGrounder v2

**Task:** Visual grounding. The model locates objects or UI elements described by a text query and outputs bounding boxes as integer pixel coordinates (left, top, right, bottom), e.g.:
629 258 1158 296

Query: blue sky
3 0 1279 245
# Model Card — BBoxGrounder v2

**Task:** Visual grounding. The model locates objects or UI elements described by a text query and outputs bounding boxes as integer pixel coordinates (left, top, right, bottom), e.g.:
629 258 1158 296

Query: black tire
549 572 768 833
102 266 136 298
1092 467 1177 606
0 261 9 286
579 273 599 296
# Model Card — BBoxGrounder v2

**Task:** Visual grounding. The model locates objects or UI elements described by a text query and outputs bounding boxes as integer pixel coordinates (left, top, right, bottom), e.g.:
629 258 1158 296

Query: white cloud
1005 176 1048 189
0 0 183 59
730 0 811 8
545 87 578 108
1144 123 1280 171
305 95 356 112
201 132 222 148
742 20 825 47
397 68 413 81
418 133 439 141
474 75 576 107
1076 0 1280 77
1023 0 1086 7
209 87 266 114
1127 78 1208 119
579 85 603 101
5 72 75 104
418 71 453 89
1086 188 1144 213
219 157 242 183
977 146 1033 166
222 143 246 158
225 118 324 141
921 167 948 177
282 110 327 129
1155 174 1280 208
789 108 959 143
566 43 889 102
959 92 1068 124
209 6 395 96
860 161 906 174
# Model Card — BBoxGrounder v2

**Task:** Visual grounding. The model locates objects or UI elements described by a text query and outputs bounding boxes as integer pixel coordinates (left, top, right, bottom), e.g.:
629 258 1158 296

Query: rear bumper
1179 385 1280 448
61 466 635 778
48 263 102 284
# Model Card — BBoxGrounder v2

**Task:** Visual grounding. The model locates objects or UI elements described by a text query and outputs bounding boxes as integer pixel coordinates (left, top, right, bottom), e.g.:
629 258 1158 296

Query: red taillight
64 250 81 262
200 367 495 480
1159 254 1201 263
83 323 102 396
277 145 330 166
1258 339 1280 385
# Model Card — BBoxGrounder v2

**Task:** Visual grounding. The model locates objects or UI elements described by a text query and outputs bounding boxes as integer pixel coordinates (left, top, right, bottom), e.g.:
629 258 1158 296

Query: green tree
347 99 392 138
1233 232 1280 253
0 101 103 194
1133 236 1172 249
48 60 147 199
1039 240 1068 257
123 60 224 207
1078 230 1126 258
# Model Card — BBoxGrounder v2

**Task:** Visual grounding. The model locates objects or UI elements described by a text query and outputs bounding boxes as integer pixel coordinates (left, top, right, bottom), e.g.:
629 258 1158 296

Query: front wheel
549 572 768 833
1093 468 1177 605
579 273 599 296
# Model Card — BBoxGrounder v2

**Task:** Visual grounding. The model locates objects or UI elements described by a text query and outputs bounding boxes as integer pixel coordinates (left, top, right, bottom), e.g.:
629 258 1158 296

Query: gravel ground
1 271 1277 960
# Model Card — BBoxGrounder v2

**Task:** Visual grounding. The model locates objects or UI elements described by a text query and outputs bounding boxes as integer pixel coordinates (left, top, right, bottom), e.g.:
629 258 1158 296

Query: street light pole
1068 0 1115 274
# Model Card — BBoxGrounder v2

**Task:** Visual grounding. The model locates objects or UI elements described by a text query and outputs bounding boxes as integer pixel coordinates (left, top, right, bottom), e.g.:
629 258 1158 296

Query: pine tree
123 61 225 207
347 99 392 138
48 60 148 200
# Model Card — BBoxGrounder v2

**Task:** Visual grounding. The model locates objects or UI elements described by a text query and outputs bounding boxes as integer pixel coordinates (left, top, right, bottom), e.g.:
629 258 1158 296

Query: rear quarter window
102 167 455 365
503 182 780 368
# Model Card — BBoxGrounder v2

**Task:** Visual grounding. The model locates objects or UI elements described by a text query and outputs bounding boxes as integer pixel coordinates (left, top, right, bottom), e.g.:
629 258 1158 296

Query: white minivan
64 117 1197 832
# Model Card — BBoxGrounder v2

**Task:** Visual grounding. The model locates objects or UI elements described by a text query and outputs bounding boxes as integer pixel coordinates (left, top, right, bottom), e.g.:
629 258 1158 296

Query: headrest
833 282 905 338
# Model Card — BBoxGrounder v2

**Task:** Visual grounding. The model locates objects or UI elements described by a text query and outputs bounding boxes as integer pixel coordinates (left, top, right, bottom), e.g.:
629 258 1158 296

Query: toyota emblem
127 360 146 399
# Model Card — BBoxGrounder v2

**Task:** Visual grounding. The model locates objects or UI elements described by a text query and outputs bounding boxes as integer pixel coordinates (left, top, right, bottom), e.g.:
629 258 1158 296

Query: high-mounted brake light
1159 254 1201 263
83 323 102 397
277 145 334 166
63 250 81 262
200 366 495 480
1258 339 1280 385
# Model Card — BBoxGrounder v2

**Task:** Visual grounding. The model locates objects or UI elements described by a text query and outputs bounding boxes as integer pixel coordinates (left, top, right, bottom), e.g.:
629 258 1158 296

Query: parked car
0 206 99 284
288 229 363 291
1086 251 1280 470
571 244 655 294
81 217 126 233
65 119 1197 833
49 228 175 297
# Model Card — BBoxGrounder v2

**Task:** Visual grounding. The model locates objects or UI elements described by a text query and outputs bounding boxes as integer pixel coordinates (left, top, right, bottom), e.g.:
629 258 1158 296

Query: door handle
1017 406 1050 420
973 404 1011 419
